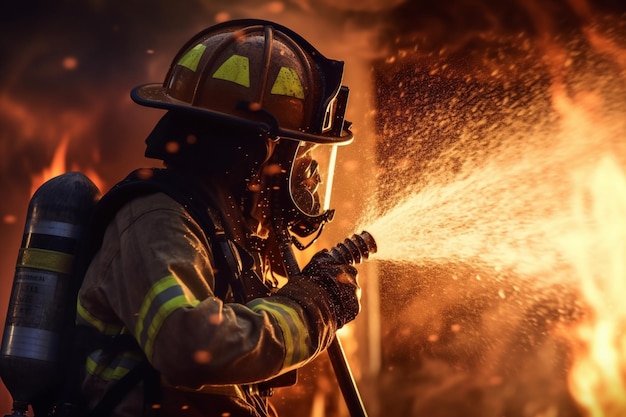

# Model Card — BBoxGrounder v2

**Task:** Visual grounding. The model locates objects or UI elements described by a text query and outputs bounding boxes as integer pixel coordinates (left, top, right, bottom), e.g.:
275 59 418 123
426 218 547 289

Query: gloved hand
298 250 361 328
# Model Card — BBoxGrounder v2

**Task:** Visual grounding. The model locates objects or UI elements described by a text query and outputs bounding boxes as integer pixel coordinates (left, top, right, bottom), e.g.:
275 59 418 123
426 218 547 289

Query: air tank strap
204 207 248 304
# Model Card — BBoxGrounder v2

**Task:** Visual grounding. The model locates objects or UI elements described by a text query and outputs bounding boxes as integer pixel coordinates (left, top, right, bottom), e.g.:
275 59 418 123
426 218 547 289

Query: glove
299 250 361 328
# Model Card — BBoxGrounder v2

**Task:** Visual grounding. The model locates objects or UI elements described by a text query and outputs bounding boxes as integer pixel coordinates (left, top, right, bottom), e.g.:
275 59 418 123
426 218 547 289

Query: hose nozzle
328 231 377 265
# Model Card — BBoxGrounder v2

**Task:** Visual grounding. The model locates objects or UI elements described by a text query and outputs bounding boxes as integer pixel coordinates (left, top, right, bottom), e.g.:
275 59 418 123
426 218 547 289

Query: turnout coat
76 169 338 417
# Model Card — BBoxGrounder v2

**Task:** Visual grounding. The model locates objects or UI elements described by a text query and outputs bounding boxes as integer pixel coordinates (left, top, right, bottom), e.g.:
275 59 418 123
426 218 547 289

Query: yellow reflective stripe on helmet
135 275 200 360
212 54 250 87
178 44 207 72
76 299 123 336
270 67 305 99
17 248 74 274
248 299 311 368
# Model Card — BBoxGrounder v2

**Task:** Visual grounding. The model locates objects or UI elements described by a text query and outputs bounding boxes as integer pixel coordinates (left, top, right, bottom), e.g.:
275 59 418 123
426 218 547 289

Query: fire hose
274 226 377 417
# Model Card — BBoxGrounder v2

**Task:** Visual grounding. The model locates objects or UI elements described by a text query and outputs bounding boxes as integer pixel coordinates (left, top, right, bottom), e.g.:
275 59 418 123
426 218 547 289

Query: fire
30 135 105 196
29 135 70 195
565 156 626 417
358 17 626 413
549 47 626 416
3 2 626 416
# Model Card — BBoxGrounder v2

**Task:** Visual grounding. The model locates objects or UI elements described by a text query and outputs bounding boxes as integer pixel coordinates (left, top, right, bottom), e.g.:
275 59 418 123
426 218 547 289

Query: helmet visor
289 142 338 217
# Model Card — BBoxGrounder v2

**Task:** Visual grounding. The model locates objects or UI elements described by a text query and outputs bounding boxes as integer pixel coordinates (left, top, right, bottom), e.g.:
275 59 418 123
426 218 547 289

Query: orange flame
565 156 626 417
30 135 71 196
29 135 105 195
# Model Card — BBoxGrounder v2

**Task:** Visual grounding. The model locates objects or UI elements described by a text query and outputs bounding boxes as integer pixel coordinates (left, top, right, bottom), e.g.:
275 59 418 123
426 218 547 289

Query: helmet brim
131 83 354 146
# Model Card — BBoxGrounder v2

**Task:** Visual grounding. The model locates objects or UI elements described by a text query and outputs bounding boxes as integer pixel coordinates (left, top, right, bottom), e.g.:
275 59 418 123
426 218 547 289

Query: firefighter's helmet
132 19 353 145
132 19 353 240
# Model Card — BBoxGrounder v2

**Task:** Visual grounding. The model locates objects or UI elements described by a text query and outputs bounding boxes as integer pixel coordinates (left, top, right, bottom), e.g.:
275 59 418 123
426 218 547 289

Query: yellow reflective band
85 351 103 375
212 54 250 87
17 248 73 274
249 299 310 368
270 67 305 99
136 275 200 360
76 300 123 335
86 350 143 381
178 44 207 72
144 295 200 359
136 275 179 342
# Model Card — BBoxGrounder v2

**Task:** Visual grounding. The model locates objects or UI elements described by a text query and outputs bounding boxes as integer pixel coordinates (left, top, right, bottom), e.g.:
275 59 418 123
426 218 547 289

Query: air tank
0 172 100 416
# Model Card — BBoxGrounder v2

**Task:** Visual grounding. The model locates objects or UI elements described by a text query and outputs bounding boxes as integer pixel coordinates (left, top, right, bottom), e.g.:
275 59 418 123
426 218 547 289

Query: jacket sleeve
79 193 335 388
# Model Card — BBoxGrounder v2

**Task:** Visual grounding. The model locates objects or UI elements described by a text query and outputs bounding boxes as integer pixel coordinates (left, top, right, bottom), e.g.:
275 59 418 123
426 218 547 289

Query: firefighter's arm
147 253 361 387
273 250 361 342
243 251 361 376
98 193 359 387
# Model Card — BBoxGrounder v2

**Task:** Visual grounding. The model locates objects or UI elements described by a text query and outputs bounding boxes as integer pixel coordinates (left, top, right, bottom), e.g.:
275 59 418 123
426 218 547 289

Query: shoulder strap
91 168 236 299
96 167 276 298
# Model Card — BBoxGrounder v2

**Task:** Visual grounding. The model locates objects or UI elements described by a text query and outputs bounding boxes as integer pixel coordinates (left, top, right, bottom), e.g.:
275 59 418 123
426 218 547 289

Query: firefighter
75 19 360 417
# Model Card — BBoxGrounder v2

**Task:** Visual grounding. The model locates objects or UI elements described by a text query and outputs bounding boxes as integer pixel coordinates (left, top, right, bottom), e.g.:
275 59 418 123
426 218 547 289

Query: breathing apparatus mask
263 139 339 245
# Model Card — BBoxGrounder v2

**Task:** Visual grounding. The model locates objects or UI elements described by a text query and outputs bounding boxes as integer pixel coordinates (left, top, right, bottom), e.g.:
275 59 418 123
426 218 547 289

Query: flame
547 28 626 416
29 135 70 195
358 10 626 412
565 156 626 417
29 134 105 195
3 3 626 416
